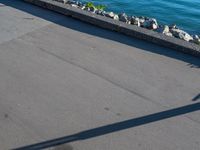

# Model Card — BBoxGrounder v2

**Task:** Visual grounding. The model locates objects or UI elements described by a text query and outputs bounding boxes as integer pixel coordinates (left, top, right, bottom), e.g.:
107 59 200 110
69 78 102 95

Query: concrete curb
23 0 200 58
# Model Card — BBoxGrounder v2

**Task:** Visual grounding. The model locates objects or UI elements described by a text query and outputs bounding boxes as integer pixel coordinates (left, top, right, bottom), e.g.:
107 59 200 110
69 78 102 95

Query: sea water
81 0 200 34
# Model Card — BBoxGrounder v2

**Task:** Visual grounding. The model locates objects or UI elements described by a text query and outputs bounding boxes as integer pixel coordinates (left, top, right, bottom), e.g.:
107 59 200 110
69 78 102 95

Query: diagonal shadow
192 93 200 101
1 0 200 68
14 102 200 150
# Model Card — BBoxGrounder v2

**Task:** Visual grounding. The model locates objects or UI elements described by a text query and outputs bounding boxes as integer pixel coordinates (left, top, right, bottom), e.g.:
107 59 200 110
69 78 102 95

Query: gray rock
105 12 115 18
142 18 158 30
89 7 97 13
139 18 145 24
67 0 76 4
156 25 173 37
95 9 103 15
142 20 151 28
151 18 158 25
63 0 67 4
67 0 82 6
80 5 86 10
118 13 128 23
163 25 170 33
127 21 131 24
83 7 90 11
55 0 66 3
113 15 119 20
156 25 169 34
170 28 193 41
165 32 173 37
71 4 78 8
169 24 178 29
83 6 96 13
179 32 193 41
104 12 118 20
75 1 83 7
193 35 200 45
151 23 158 30
96 10 106 16
130 17 140 26
139 16 145 19
100 11 106 16
193 35 199 40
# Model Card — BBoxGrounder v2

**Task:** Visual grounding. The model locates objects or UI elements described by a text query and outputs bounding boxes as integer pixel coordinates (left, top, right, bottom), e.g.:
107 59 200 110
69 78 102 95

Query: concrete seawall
24 0 200 58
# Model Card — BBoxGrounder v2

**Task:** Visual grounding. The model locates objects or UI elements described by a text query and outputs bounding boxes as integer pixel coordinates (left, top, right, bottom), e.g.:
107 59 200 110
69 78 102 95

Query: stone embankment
24 0 200 57
60 0 200 45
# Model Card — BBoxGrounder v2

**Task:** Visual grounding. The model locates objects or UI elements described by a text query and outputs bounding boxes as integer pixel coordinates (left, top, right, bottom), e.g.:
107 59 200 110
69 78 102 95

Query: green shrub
85 2 106 10
86 2 95 8
96 4 106 10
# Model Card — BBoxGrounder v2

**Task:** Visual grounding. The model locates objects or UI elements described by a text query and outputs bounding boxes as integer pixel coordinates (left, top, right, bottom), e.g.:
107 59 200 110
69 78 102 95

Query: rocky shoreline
56 0 200 45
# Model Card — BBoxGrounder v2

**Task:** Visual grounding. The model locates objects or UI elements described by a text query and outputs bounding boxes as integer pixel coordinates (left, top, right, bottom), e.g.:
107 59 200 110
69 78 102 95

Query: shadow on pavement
1 0 200 68
192 93 200 101
14 102 200 150
0 1 199 149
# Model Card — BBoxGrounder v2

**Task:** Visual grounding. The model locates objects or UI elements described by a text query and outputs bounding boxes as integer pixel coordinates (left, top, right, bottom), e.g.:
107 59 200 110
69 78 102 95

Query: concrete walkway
0 0 200 149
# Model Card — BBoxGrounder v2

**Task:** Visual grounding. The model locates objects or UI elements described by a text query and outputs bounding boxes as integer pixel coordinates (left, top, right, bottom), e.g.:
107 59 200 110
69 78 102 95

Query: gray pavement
0 0 200 149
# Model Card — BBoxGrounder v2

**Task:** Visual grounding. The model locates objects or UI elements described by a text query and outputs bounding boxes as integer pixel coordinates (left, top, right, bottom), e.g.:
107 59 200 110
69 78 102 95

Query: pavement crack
37 47 158 105
37 47 200 126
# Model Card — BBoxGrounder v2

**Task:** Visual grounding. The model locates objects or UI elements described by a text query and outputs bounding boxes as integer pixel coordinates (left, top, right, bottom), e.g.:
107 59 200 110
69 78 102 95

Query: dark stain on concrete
116 113 121 116
104 107 110 111
23 17 35 20
4 113 8 119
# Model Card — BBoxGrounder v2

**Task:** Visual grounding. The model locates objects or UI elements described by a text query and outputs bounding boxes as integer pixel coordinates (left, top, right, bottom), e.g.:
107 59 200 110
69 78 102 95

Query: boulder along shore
56 0 200 45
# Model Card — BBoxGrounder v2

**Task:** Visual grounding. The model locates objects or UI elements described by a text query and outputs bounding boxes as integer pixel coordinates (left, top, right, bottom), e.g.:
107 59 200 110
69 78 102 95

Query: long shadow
1 0 200 68
14 102 200 150
192 93 200 101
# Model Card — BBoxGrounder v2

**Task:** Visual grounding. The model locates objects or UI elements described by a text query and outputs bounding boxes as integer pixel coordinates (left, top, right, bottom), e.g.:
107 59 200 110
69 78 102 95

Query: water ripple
81 0 200 34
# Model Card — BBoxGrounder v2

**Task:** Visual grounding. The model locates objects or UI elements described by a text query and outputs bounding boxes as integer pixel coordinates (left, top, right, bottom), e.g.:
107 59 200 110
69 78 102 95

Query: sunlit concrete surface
0 0 200 149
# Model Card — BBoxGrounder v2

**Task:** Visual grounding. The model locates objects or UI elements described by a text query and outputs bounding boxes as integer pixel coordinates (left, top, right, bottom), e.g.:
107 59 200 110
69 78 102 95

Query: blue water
81 0 200 34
